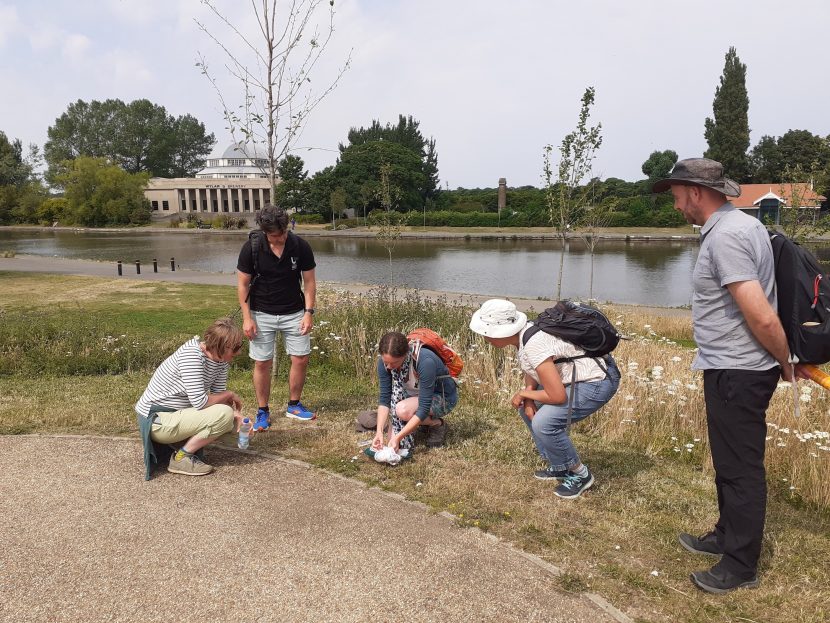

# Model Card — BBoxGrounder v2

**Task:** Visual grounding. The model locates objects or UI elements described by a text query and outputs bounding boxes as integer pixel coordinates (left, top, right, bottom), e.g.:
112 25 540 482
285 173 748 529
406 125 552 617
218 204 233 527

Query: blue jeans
518 358 620 472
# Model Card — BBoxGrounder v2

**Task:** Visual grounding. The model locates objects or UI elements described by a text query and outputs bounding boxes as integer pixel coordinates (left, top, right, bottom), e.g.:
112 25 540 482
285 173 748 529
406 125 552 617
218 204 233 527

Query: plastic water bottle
238 417 253 450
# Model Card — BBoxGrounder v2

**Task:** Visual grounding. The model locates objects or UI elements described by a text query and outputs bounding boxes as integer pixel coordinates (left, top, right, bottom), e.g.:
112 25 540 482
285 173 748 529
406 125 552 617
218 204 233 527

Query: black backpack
521 300 621 362
769 231 830 364
245 230 265 303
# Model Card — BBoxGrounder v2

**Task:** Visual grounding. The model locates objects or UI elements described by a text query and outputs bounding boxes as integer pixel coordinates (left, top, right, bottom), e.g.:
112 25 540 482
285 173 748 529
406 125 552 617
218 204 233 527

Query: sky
1 0 828 189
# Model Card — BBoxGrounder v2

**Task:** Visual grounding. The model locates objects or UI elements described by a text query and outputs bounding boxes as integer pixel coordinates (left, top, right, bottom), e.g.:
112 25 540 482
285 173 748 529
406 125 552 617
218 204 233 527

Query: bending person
373 331 459 459
135 318 244 477
469 299 620 499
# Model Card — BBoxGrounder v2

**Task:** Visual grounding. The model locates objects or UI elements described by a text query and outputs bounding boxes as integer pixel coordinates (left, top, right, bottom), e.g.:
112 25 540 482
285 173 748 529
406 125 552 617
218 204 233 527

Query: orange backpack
407 328 464 378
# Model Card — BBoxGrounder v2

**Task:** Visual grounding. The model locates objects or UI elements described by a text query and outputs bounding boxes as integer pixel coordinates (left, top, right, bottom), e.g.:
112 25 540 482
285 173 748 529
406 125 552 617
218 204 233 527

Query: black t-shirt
236 232 316 315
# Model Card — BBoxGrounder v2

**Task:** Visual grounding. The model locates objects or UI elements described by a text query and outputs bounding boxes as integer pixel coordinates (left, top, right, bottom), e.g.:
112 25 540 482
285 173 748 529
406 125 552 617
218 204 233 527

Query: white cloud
0 3 22 47
61 33 92 63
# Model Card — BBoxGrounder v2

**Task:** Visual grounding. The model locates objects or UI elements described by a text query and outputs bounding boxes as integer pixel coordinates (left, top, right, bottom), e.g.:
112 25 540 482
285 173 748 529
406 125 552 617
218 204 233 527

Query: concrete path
0 436 630 623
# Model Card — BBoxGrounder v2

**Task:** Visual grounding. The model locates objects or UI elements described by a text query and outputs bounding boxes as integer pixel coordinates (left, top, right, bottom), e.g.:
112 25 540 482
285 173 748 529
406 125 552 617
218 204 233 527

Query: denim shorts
249 309 311 360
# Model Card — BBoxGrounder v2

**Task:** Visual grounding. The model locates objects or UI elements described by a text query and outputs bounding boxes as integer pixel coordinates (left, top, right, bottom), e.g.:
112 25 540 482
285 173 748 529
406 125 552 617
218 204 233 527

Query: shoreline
0 223 702 242
0 253 692 318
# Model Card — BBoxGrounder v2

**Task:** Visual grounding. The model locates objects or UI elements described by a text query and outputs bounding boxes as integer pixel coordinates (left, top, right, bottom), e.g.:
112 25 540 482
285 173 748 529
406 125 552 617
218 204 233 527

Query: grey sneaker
690 566 759 594
679 531 722 556
426 419 448 448
534 466 569 481
554 469 594 499
168 451 213 476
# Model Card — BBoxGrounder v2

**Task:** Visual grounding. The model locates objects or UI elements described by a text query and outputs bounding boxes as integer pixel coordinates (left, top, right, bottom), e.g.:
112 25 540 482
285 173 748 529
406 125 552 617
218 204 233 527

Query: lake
0 229 702 306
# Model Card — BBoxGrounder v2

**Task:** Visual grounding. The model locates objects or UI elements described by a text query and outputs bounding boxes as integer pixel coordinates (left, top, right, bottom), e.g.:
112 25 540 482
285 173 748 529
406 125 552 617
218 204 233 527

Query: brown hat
355 409 378 433
652 158 741 197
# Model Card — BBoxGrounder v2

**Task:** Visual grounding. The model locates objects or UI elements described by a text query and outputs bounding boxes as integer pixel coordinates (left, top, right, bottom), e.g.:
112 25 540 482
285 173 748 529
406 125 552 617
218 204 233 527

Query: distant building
144 142 277 223
730 183 826 225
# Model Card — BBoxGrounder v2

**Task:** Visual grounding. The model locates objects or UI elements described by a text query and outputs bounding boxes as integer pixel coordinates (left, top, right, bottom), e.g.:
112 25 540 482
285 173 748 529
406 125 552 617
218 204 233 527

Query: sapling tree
375 163 403 287
543 86 603 300
195 0 351 195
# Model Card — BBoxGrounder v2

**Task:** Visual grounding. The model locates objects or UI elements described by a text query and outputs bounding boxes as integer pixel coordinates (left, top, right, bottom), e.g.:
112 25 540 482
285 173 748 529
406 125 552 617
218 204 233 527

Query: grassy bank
1 273 828 623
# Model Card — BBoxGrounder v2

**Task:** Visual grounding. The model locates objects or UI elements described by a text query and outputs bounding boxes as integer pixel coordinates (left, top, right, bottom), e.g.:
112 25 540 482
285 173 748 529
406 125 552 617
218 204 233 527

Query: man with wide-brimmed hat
653 158 793 593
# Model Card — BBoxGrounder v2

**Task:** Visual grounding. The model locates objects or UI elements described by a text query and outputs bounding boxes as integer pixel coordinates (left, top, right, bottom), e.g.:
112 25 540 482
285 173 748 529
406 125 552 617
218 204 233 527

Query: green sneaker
168 450 213 476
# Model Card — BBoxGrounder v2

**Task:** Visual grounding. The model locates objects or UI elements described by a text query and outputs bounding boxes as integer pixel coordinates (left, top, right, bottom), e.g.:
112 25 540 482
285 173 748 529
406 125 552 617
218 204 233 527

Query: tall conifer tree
704 47 751 182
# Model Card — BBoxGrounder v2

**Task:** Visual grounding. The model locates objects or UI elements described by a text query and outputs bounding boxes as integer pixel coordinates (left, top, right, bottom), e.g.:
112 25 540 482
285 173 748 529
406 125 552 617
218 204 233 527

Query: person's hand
793 363 812 381
232 408 248 434
510 391 525 409
388 435 400 452
229 392 242 410
299 313 313 336
243 317 257 340
523 401 537 421
372 430 384 451
780 362 795 382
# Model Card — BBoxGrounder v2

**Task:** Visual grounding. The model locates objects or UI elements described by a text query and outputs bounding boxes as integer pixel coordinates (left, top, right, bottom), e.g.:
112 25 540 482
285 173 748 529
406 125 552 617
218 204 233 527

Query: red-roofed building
729 183 826 224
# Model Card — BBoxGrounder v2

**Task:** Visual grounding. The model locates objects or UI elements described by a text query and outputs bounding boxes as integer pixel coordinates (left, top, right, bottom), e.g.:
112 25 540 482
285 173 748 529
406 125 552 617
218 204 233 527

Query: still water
0 229 702 306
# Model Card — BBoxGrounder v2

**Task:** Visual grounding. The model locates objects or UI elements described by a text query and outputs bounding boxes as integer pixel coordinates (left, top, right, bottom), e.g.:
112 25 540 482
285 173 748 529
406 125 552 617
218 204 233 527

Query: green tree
340 115 439 204
641 150 678 180
169 114 215 177
57 157 151 226
332 140 426 213
0 131 46 225
704 47 751 181
274 154 309 213
544 86 603 300
775 165 830 243
305 165 337 219
44 99 215 182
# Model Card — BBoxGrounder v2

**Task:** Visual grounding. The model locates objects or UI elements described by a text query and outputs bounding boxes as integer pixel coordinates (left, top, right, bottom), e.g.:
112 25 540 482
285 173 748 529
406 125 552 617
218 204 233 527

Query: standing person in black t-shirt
237 205 317 430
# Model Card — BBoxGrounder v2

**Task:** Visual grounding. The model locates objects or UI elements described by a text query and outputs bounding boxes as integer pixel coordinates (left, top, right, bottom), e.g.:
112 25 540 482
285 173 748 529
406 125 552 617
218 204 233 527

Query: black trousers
703 367 779 579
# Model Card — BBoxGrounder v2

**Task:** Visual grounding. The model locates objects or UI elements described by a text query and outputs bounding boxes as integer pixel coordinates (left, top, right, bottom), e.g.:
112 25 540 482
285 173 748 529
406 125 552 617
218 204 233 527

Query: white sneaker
374 446 402 465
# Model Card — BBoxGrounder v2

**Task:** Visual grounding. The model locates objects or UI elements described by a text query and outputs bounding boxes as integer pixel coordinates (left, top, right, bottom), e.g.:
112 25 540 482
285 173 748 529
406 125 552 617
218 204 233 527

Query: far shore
0 223 703 242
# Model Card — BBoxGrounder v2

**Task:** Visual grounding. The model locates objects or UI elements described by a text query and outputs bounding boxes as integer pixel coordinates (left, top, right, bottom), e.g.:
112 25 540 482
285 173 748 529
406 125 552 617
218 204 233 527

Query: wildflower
644 324 652 330
800 394 811 403
684 443 694 449
671 436 678 441
685 383 698 391
671 356 682 363
625 395 634 401
650 570 659 577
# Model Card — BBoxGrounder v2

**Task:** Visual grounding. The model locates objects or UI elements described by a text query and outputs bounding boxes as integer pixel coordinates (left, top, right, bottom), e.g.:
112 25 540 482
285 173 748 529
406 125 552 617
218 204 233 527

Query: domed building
197 142 271 179
144 142 276 224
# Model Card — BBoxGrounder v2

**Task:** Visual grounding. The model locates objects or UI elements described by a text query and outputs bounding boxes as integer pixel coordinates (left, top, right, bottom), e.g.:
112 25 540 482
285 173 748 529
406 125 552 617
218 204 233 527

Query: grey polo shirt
691 202 777 371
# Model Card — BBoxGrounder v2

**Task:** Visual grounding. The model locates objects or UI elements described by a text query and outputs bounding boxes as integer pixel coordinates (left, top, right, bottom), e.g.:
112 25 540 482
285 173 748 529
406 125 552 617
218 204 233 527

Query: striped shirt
134 337 229 418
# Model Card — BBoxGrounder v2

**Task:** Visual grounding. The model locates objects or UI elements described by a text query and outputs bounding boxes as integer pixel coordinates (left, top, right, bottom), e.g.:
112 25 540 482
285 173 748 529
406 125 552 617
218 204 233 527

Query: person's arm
373 405 390 450
512 371 540 419
374 358 392 449
726 279 793 380
511 359 567 406
237 270 257 340
299 268 316 336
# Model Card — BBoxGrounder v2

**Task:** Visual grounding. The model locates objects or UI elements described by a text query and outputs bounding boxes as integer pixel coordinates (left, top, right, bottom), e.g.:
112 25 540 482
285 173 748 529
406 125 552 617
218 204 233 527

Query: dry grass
1 274 828 622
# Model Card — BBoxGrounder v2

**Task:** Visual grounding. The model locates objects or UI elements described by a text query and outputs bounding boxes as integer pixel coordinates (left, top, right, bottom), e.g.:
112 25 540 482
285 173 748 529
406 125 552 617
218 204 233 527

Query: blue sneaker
285 401 316 421
253 408 271 431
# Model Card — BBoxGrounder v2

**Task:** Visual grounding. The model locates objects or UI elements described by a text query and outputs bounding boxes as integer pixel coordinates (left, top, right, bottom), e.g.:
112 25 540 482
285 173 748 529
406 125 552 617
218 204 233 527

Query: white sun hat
469 299 528 338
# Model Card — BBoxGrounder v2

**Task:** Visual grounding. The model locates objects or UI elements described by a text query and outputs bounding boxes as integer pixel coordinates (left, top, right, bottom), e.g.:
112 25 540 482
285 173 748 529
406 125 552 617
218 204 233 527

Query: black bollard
117 260 122 276
153 258 158 273
135 260 141 275
170 257 176 271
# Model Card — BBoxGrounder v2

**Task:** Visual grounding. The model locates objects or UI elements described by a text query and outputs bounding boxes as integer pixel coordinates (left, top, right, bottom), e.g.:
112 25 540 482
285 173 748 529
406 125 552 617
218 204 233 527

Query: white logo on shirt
291 257 298 270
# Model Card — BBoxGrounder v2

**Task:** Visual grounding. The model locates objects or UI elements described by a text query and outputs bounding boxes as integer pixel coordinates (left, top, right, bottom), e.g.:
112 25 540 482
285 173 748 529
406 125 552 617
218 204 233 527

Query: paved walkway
0 436 630 623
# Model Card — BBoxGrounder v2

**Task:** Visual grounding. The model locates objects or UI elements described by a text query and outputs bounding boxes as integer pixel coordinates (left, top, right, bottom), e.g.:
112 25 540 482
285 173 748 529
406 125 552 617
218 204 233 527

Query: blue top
377 347 458 422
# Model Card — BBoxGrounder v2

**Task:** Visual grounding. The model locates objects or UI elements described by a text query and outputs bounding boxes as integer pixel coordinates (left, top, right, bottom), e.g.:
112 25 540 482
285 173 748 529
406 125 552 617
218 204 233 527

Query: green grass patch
0 273 828 623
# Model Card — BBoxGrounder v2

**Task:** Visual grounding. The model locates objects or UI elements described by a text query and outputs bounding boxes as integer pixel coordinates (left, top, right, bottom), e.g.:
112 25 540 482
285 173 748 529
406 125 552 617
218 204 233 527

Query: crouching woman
135 318 245 478
372 331 459 459
469 299 620 498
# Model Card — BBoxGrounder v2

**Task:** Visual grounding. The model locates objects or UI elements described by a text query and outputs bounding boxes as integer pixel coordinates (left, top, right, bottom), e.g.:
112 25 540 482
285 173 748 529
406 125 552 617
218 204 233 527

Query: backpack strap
245 231 263 304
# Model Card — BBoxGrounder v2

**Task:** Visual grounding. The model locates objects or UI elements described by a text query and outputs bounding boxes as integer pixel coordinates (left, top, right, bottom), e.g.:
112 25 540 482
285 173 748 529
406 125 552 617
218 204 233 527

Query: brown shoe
426 419 448 448
168 451 213 476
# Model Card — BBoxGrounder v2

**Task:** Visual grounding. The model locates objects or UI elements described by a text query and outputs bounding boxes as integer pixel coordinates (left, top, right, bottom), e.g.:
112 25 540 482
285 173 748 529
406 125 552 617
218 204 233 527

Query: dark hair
378 331 408 357
256 204 289 234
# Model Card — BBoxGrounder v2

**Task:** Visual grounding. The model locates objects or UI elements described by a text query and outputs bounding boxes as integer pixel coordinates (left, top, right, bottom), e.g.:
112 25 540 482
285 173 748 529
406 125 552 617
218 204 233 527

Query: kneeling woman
372 331 459 459
135 318 245 478
469 299 620 498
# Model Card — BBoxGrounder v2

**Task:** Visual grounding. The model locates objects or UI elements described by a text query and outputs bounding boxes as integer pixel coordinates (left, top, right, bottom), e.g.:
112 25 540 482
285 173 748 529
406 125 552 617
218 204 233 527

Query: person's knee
254 359 273 372
290 354 310 367
396 403 415 421
532 416 563 439
202 404 235 437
